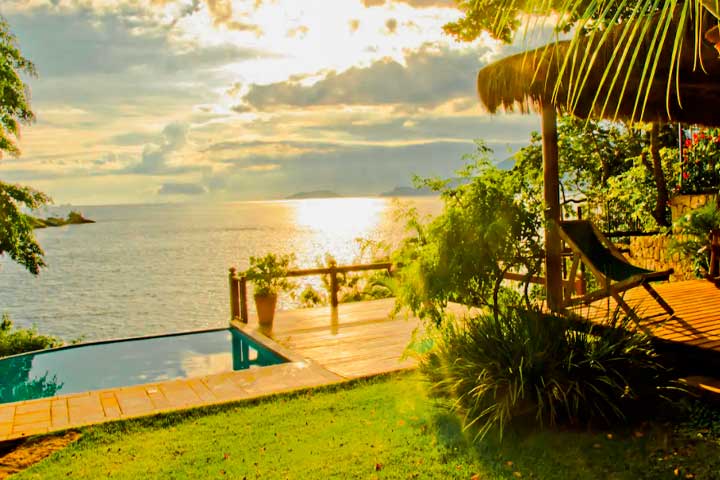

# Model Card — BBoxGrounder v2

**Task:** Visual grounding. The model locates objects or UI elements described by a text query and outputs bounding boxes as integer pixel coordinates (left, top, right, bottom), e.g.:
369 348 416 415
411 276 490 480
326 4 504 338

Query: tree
445 0 719 122
0 15 49 274
513 116 678 230
393 142 544 323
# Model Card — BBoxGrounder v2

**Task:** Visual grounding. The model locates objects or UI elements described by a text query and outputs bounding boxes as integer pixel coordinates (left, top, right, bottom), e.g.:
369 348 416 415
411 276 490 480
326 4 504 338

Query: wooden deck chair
558 220 674 323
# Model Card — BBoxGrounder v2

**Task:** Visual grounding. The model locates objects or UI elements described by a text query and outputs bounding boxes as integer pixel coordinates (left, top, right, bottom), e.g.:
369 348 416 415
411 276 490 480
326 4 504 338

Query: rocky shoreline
30 211 95 229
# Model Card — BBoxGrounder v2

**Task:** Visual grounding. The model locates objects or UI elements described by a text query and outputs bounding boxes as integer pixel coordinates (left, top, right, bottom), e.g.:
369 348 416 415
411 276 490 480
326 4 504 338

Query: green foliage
678 128 720 194
0 16 49 275
244 253 295 297
421 308 672 440
393 142 543 323
0 181 49 273
0 313 61 358
0 15 35 158
677 397 720 439
669 202 720 277
513 117 677 231
293 250 394 307
601 147 679 231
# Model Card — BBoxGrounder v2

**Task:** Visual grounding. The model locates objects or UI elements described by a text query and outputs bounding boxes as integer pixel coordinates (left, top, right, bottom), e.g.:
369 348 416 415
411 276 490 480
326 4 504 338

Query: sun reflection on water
292 197 386 239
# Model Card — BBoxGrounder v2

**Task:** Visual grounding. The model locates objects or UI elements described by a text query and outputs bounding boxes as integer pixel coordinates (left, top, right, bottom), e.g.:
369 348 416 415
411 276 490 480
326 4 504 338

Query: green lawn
14 373 720 479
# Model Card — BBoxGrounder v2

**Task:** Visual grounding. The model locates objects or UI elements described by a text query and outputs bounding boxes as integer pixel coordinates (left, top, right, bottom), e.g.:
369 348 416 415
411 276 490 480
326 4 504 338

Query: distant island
286 190 342 199
30 211 95 229
379 186 435 197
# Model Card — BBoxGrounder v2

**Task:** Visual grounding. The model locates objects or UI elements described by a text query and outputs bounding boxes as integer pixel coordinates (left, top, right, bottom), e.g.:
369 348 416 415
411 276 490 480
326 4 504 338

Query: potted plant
245 253 295 329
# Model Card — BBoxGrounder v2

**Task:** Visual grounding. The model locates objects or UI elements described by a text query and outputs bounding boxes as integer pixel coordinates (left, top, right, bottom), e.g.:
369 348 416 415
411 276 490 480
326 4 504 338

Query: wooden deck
260 299 470 379
579 279 720 352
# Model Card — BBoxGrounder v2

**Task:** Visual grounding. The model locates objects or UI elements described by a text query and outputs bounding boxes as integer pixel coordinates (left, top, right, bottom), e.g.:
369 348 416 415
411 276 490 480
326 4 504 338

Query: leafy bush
669 202 720 277
245 253 295 296
393 143 543 323
0 313 62 358
421 308 671 439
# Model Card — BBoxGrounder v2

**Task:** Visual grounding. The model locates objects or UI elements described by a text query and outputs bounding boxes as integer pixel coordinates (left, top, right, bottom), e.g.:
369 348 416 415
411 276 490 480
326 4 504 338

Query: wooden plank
581 279 720 353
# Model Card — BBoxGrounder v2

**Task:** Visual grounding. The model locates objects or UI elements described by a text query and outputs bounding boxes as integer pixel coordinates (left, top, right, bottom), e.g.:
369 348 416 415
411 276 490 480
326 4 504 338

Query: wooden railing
228 261 393 322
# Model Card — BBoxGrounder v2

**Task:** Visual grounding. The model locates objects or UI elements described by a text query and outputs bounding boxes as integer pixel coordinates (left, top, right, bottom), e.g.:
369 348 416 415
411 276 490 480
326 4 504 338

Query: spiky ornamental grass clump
421 308 673 440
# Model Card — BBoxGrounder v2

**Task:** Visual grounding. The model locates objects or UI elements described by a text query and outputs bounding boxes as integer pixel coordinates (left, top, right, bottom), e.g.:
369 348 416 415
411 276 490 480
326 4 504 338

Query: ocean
0 197 441 342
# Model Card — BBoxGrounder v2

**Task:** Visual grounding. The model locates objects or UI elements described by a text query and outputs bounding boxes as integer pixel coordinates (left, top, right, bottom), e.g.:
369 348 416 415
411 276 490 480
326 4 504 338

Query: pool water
0 328 285 404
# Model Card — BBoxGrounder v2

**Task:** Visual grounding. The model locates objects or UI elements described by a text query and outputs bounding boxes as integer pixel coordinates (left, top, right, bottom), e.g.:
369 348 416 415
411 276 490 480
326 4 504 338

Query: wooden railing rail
229 261 393 322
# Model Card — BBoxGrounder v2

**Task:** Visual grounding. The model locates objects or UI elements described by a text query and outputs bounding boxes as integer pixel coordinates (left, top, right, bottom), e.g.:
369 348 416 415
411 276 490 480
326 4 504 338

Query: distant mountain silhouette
286 190 342 199
379 186 435 197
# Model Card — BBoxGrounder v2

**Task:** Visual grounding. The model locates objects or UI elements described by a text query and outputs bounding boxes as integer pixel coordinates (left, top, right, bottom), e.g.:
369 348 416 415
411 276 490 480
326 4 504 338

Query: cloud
157 182 207 195
107 131 159 146
7 9 267 78
242 44 490 110
203 140 485 198
129 123 190 174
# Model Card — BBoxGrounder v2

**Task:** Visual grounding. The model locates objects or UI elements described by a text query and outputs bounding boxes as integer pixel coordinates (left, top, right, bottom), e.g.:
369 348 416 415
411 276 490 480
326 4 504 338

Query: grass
12 373 720 479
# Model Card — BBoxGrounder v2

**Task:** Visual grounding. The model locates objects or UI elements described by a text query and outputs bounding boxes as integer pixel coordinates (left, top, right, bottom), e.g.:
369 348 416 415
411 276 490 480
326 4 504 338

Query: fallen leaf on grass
375 463 383 471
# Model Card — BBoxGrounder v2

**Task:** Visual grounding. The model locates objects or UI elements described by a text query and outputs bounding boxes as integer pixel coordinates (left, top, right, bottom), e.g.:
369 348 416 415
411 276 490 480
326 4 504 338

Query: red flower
683 171 690 180
685 139 692 148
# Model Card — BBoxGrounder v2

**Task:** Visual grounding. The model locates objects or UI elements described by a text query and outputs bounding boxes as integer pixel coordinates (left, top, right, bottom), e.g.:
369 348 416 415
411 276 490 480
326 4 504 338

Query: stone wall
624 235 695 281
670 193 718 224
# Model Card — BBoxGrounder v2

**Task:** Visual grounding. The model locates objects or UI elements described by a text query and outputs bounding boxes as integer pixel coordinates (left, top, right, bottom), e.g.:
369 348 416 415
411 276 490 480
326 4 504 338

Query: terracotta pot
254 293 278 329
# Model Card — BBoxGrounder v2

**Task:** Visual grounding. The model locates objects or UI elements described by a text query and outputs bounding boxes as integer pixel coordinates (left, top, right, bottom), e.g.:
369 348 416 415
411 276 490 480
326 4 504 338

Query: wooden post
329 260 339 307
542 104 563 311
229 267 240 321
239 275 248 323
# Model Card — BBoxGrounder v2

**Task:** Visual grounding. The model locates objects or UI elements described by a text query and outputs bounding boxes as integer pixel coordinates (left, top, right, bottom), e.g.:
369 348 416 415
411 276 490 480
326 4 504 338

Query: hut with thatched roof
477 12 720 311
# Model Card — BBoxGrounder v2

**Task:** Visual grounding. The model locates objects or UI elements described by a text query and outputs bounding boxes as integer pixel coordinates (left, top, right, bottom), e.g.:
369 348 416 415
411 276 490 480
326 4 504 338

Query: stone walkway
1 300 464 442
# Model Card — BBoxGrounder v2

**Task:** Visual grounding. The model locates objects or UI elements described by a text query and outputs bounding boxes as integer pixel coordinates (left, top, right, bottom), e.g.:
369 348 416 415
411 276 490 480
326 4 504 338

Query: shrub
421 308 671 439
669 202 720 277
0 313 62 358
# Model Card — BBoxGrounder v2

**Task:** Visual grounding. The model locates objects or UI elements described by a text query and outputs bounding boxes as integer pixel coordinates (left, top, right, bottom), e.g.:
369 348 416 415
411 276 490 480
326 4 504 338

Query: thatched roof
477 14 720 126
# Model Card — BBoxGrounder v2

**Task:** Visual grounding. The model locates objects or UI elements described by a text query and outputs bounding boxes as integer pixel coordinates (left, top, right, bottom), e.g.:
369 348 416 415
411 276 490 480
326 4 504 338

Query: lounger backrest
560 220 651 282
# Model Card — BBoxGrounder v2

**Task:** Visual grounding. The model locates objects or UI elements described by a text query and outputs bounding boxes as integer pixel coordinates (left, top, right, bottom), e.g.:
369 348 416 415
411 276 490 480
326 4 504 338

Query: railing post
329 260 339 307
239 275 248 323
229 267 240 321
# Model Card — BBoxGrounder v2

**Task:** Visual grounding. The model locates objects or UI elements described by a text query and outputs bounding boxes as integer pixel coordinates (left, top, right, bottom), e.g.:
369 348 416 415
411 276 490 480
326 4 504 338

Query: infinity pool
0 328 285 404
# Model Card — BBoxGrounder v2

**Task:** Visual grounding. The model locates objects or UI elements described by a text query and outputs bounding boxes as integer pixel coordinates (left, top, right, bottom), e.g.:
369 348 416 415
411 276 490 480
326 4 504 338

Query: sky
0 0 544 205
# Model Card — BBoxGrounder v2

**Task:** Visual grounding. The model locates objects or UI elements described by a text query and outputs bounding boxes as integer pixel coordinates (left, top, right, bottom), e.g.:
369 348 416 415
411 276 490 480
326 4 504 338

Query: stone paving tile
158 381 202 408
15 402 51 416
145 386 172 411
68 394 105 425
185 378 218 403
99 393 123 419
0 422 13 436
12 420 49 437
14 410 51 426
114 387 154 416
0 406 15 423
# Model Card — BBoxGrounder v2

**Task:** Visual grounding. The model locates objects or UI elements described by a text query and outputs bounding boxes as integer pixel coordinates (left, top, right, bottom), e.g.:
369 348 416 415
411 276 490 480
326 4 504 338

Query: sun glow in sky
0 0 543 205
